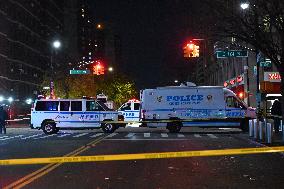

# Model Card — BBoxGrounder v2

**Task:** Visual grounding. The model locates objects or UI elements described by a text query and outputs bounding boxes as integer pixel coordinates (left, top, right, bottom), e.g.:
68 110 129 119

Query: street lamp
0 96 3 102
174 80 179 83
239 3 250 106
50 40 61 99
108 67 113 72
240 3 249 10
8 97 13 103
53 40 61 49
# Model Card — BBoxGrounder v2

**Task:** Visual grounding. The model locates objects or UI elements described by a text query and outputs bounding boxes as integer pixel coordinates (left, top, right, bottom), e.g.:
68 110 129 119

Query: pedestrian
0 106 8 134
271 99 282 133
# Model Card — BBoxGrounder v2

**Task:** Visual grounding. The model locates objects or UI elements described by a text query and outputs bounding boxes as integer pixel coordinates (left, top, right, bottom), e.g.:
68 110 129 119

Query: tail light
141 109 146 119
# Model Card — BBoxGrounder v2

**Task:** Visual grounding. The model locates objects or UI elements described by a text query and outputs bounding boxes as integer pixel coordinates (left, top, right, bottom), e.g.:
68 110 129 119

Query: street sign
69 70 90 75
216 50 248 58
253 66 257 76
260 59 272 67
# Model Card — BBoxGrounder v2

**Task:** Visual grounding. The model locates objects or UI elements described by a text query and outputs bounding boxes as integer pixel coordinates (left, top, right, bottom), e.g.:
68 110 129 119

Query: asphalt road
0 127 284 189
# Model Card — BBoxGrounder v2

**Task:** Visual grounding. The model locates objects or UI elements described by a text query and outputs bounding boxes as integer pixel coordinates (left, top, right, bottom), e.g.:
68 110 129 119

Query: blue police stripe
42 111 118 115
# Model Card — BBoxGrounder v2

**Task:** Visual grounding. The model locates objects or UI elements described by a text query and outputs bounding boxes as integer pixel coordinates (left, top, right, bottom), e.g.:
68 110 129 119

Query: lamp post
240 2 250 106
50 40 61 99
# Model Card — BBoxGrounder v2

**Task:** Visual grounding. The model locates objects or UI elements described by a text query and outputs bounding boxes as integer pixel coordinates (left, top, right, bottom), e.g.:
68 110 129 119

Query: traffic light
92 61 105 75
183 42 200 58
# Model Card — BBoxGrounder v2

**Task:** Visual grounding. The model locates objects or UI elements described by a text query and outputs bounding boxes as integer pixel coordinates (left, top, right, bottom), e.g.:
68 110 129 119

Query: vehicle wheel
42 121 56 135
167 121 182 133
240 118 249 132
101 123 116 133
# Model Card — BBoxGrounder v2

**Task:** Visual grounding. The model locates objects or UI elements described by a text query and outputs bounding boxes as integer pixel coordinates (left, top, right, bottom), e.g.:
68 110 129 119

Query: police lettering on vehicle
226 111 245 117
123 112 135 117
166 95 204 105
79 114 99 120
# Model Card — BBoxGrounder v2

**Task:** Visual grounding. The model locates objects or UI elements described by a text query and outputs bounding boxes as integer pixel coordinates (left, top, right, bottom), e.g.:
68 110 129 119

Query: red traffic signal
92 61 105 75
183 42 200 58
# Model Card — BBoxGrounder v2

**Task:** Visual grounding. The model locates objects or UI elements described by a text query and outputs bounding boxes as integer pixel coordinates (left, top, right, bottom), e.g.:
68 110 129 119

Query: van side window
134 103 140 110
226 97 244 108
60 101 70 111
71 101 82 111
86 101 103 111
35 101 59 111
120 103 131 111
226 97 235 108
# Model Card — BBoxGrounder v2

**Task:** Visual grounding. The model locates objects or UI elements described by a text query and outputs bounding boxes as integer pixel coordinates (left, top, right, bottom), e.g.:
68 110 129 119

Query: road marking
90 133 104 138
3 135 108 189
34 134 57 140
106 133 118 138
161 133 168 138
194 134 201 138
125 133 135 138
21 134 43 140
57 133 71 138
207 134 218 139
0 135 24 141
2 146 284 166
177 134 185 138
105 138 188 141
0 135 9 139
144 133 150 138
73 133 89 138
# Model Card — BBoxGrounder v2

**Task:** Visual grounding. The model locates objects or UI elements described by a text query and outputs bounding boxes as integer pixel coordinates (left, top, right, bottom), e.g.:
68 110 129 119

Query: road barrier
1 146 284 166
259 121 264 141
253 119 258 139
249 120 254 137
266 123 272 144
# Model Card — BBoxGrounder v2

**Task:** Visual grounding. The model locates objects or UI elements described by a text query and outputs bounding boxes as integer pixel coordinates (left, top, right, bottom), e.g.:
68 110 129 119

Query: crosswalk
0 132 220 142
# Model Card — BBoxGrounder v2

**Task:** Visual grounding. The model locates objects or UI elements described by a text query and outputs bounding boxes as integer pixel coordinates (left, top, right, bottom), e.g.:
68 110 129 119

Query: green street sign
260 59 272 67
69 70 90 75
216 50 248 58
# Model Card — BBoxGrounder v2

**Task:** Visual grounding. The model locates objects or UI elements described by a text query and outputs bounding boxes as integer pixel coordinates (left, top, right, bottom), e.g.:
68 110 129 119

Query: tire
42 120 56 135
167 121 182 133
101 122 116 133
240 118 249 132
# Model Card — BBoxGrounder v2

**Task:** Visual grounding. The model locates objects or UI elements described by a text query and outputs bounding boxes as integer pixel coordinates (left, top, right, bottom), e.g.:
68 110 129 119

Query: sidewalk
270 132 284 146
249 132 284 147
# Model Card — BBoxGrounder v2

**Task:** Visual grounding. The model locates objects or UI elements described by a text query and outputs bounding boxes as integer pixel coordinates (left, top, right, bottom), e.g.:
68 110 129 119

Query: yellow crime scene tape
1 146 284 166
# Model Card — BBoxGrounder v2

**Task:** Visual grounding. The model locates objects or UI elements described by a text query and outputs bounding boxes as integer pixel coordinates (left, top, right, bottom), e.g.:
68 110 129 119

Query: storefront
261 72 282 114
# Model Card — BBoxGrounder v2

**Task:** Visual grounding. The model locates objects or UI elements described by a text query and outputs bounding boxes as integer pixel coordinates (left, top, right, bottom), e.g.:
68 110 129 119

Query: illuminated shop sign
264 72 281 82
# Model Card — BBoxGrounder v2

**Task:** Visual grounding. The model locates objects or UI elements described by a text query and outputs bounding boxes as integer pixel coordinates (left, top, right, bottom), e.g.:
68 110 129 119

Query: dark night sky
89 0 204 89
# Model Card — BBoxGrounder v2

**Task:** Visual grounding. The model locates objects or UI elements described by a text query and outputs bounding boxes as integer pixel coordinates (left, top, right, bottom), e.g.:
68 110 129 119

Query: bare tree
206 0 284 121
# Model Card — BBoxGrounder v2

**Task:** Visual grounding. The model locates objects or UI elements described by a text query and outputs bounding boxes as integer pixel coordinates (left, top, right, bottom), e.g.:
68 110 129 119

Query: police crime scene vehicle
140 83 256 132
31 98 122 134
118 99 141 127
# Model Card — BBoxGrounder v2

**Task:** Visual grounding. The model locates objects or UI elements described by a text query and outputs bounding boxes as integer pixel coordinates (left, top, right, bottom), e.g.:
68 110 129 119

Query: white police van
31 99 122 134
140 84 256 132
118 99 141 127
